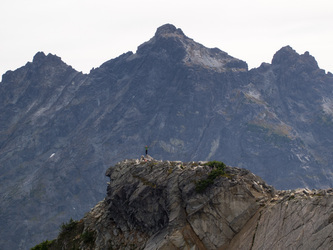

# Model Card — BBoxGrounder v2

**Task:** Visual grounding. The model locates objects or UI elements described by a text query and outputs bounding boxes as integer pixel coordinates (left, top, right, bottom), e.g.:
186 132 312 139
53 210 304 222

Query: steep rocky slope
41 158 333 249
1 24 333 249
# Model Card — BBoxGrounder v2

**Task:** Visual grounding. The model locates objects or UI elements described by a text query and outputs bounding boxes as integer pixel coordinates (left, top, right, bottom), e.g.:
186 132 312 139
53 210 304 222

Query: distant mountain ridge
1 23 333 249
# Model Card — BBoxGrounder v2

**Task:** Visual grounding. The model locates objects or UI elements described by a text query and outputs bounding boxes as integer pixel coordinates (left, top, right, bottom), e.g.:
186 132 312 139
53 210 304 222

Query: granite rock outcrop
45 158 332 249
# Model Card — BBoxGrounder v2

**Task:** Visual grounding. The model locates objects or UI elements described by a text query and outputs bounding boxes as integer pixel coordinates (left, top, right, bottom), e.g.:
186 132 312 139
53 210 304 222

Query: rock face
46 158 333 249
229 189 333 249
1 24 333 249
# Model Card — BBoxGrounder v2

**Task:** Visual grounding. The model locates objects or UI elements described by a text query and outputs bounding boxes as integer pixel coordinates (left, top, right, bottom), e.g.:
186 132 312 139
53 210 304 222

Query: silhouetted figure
145 145 149 155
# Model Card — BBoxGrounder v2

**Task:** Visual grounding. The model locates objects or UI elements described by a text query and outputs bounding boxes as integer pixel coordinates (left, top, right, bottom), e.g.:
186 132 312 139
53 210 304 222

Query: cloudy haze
1 0 332 78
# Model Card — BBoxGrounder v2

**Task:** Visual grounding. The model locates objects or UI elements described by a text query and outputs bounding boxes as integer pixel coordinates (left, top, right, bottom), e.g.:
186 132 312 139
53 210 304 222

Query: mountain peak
155 23 185 37
271 46 298 65
272 45 319 71
32 51 47 63
32 51 65 67
135 24 247 72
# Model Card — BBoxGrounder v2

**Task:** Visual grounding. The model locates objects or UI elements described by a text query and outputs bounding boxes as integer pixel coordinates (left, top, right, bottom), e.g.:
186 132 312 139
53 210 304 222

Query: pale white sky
1 0 332 79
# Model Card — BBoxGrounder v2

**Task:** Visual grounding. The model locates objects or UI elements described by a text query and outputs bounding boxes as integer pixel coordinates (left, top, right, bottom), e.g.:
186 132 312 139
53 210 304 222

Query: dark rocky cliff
1 24 333 249
38 158 333 249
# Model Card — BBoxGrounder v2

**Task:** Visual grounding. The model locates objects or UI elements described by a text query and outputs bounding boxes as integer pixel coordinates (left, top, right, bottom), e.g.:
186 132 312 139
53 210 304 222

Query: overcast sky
1 0 332 79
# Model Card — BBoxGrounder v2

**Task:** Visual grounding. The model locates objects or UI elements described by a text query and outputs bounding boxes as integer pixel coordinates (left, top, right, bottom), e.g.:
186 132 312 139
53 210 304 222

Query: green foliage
209 168 225 179
33 219 85 250
81 230 95 244
60 218 78 235
195 178 214 192
30 240 54 250
196 161 226 192
204 161 226 170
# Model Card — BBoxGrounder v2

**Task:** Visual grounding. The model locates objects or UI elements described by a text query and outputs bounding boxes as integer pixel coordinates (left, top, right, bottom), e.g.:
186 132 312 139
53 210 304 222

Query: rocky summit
40 158 333 249
1 23 333 249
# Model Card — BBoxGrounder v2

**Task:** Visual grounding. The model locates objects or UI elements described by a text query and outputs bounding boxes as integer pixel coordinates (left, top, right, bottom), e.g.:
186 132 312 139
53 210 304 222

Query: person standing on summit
145 145 149 155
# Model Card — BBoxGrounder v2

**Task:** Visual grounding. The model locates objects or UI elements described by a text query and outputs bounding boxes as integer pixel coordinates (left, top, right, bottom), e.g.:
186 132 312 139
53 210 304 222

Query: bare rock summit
44 159 333 249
